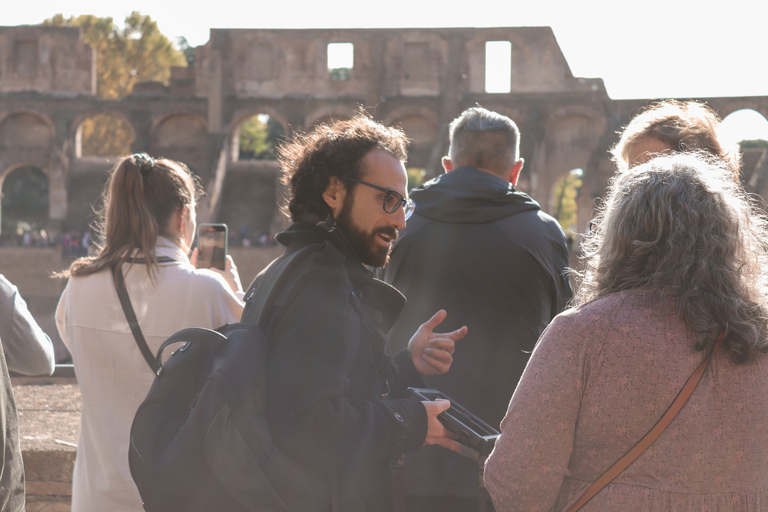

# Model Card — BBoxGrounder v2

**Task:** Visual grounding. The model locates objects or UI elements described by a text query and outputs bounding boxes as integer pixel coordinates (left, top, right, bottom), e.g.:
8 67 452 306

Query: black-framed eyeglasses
349 179 416 220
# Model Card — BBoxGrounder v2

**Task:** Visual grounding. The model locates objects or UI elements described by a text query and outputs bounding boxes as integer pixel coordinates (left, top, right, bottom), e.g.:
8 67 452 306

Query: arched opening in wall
310 115 352 130
150 114 207 178
485 41 511 94
394 114 438 172
328 42 354 81
0 112 53 152
552 168 583 254
237 114 286 161
0 166 49 244
720 109 768 145
720 109 768 189
77 113 134 157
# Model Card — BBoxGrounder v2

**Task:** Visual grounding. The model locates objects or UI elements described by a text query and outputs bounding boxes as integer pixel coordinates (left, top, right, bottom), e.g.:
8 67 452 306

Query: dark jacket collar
275 219 405 332
410 166 541 223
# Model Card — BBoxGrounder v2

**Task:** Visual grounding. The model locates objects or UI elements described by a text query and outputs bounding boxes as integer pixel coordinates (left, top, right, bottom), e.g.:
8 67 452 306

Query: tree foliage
238 115 286 160
44 12 186 99
79 113 134 157
44 12 186 156
553 169 583 236
739 139 768 150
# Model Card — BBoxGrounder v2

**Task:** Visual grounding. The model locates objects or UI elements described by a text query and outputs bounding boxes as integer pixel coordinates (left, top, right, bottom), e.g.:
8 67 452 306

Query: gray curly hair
576 152 768 363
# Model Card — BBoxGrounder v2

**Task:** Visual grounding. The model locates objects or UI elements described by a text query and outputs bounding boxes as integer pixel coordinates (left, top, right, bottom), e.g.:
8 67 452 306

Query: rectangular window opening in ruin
328 42 354 81
485 41 511 94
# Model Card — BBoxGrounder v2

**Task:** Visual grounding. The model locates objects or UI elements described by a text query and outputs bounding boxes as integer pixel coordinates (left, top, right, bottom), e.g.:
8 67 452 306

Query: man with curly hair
242 114 467 512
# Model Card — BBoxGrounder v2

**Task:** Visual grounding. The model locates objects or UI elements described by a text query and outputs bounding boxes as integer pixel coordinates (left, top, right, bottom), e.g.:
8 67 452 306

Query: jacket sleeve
265 267 427 469
0 275 55 376
391 348 425 395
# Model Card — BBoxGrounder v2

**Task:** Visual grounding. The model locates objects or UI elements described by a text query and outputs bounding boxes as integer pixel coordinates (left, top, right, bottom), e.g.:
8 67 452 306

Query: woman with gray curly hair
484 152 768 511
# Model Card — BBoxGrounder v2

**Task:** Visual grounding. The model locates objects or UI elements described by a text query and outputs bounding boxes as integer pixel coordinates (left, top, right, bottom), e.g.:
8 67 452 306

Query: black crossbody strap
112 265 158 372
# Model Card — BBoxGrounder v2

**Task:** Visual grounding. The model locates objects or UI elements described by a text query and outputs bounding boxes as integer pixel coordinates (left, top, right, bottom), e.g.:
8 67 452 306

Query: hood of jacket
409 166 541 223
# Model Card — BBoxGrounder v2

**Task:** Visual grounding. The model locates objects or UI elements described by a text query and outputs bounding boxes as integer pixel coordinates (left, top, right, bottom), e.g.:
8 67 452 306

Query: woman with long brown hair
56 154 244 511
485 153 768 511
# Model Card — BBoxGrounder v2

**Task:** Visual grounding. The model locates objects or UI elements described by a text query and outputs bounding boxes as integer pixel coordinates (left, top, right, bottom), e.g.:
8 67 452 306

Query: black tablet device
408 387 499 460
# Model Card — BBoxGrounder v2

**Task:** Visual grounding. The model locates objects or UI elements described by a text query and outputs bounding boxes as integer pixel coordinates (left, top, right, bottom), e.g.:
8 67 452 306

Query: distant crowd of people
2 100 767 512
0 229 93 256
0 227 277 254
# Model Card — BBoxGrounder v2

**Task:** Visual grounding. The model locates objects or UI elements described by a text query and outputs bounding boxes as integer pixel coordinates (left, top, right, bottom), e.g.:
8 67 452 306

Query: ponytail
61 153 201 280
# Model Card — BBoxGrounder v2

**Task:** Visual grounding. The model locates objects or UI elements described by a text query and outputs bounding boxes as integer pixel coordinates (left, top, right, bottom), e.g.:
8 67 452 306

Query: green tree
45 12 186 99
79 113 134 157
553 169 583 236
44 12 186 155
739 139 768 150
238 115 286 160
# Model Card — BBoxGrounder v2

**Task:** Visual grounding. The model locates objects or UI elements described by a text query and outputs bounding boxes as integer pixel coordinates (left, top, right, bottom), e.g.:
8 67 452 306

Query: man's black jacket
383 166 573 498
246 220 426 512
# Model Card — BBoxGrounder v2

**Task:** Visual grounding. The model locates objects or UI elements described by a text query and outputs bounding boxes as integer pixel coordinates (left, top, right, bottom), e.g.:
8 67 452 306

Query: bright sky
6 0 768 139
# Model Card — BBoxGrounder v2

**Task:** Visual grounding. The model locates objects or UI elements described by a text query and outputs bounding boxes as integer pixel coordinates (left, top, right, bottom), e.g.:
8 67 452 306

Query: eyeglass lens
384 193 402 213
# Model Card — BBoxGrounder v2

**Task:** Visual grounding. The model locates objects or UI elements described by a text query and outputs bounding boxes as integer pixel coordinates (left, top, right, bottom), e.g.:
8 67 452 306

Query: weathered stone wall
1 25 767 242
0 26 95 95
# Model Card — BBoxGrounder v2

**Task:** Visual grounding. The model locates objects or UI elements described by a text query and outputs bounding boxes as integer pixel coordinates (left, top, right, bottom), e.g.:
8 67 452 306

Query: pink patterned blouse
485 291 768 511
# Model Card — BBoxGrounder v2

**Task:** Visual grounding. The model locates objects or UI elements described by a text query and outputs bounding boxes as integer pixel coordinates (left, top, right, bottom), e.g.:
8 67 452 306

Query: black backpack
128 245 335 512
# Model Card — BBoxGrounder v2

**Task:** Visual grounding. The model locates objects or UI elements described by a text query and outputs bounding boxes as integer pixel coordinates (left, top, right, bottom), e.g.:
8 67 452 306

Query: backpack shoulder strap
240 244 320 330
241 242 360 374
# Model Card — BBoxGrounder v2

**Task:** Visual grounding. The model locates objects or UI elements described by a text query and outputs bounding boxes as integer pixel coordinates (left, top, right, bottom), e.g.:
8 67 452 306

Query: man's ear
322 176 347 218
509 159 524 186
441 156 454 173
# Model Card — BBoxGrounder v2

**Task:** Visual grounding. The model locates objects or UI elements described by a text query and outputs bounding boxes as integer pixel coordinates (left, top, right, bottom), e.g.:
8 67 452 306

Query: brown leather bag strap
565 334 724 512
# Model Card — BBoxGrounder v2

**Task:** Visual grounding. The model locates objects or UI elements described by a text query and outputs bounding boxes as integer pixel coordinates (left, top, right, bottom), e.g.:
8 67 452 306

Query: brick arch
148 112 208 168
72 109 137 158
720 107 768 136
229 107 288 137
386 108 439 149
228 108 289 162
0 162 50 235
0 110 56 154
531 108 607 215
0 161 43 181
304 107 356 130
711 99 768 120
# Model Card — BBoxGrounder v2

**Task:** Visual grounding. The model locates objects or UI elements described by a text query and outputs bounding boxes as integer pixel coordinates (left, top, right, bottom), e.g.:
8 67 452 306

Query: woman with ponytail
56 154 244 512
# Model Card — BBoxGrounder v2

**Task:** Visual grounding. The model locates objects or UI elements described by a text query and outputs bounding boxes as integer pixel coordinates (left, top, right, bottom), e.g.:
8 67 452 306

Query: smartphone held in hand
197 223 228 270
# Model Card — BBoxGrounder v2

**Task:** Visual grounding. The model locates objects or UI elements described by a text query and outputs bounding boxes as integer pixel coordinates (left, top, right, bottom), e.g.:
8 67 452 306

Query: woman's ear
175 207 186 235
322 176 347 218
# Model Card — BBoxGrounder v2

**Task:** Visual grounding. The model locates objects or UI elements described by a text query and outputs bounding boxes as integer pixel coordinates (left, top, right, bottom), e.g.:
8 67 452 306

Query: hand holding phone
197 224 228 270
408 387 499 460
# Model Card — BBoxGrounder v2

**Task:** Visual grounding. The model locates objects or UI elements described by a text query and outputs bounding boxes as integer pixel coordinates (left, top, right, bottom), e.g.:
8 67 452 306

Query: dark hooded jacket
248 219 427 512
382 166 572 498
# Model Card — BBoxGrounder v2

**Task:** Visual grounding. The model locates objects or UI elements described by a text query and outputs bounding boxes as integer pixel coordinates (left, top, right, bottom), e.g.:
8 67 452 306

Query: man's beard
336 202 397 268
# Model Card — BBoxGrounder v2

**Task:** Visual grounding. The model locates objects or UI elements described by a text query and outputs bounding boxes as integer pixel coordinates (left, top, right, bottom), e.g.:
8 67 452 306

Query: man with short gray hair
384 106 572 512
